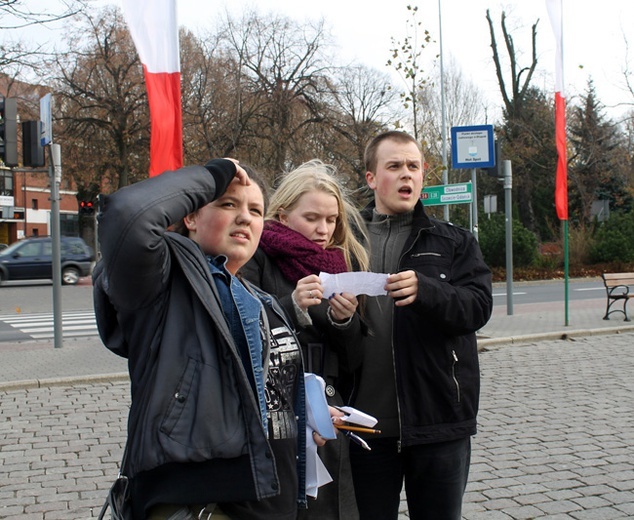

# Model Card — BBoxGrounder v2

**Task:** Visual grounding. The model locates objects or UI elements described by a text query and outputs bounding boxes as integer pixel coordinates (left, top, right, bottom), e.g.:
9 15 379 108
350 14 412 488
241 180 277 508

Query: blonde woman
241 160 369 520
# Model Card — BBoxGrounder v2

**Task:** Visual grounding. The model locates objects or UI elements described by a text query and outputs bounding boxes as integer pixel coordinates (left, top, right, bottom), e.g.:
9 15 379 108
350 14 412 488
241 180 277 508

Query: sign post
41 94 63 348
450 125 495 239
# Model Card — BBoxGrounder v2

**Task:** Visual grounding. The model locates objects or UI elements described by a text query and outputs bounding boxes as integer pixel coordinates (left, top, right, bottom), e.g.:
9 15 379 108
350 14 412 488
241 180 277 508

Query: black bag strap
97 442 129 520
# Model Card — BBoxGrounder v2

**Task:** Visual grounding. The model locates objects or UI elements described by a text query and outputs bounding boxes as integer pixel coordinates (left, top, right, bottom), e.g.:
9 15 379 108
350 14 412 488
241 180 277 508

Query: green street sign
421 182 473 206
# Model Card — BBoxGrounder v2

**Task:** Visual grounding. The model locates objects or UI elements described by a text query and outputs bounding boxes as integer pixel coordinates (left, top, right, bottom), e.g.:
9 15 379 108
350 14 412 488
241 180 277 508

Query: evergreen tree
568 80 632 225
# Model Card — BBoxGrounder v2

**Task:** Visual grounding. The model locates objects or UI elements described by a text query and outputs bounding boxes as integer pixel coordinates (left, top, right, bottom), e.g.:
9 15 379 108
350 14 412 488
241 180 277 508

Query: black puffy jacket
359 201 493 447
93 162 306 516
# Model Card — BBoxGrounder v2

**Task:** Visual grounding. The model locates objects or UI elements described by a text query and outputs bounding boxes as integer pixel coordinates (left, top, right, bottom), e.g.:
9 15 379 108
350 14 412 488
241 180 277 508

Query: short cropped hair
364 131 423 173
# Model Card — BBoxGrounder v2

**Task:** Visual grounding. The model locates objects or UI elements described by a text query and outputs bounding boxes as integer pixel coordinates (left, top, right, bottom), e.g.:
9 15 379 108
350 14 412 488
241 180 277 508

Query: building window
0 171 13 197
32 198 39 210
60 214 79 237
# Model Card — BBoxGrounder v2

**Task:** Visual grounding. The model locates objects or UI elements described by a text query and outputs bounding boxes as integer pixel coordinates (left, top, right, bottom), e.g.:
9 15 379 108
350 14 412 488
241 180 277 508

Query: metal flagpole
438 0 449 222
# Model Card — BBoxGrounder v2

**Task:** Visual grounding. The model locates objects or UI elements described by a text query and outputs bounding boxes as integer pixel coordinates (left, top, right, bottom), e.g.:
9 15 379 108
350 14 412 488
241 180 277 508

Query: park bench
601 272 634 321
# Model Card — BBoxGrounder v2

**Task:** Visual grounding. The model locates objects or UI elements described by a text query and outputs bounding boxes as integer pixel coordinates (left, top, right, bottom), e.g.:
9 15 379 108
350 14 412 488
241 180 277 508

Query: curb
0 371 129 391
477 324 634 350
2 326 634 391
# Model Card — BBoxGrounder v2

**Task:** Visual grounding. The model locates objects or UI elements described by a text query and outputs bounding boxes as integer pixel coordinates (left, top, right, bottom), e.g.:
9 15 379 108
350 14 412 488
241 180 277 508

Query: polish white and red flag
123 0 183 177
546 0 568 221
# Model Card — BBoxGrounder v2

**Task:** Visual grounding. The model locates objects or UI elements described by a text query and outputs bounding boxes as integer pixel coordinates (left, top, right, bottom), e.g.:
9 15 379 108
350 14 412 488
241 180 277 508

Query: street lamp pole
438 0 449 222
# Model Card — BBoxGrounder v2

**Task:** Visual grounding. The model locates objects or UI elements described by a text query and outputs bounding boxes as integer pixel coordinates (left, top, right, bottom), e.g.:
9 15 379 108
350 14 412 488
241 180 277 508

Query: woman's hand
222 157 250 185
293 274 324 311
327 292 358 322
312 406 345 446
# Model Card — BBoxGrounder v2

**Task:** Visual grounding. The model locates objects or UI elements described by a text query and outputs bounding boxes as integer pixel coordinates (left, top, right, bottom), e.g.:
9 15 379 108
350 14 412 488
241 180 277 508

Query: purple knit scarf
259 220 348 283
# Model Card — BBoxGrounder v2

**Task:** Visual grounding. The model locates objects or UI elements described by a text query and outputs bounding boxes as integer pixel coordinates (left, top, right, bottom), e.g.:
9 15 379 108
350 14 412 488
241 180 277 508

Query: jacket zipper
394 226 426 453
451 350 461 403
411 252 441 257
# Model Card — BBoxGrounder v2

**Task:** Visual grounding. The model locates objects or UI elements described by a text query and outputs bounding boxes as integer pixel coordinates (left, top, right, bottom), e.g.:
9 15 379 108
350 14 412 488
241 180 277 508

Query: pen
344 430 371 451
335 425 382 434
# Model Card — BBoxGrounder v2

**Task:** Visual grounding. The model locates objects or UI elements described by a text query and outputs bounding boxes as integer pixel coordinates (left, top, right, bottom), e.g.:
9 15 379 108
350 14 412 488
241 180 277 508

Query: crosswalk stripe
0 312 95 322
0 311 98 339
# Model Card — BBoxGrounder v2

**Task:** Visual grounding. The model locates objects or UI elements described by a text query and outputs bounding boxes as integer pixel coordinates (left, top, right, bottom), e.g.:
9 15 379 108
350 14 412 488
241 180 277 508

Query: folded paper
304 373 336 497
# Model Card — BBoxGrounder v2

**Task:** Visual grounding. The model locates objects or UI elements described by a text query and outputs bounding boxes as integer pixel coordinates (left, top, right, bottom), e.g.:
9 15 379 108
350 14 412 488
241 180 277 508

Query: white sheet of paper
319 272 388 297
335 406 378 428
305 428 333 498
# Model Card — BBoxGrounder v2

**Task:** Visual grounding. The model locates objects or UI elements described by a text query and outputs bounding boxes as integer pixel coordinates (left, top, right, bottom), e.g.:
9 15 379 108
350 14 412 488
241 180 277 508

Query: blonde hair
267 160 370 271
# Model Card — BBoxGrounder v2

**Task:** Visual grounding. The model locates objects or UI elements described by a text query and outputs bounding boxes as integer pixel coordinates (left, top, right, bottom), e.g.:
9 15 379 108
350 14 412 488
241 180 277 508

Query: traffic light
0 96 18 167
22 120 45 167
79 200 95 215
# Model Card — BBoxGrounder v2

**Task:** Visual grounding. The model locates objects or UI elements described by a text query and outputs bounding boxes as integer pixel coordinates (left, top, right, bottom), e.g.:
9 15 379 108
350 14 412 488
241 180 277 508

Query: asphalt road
492 278 604 306
1 276 606 314
0 277 94 315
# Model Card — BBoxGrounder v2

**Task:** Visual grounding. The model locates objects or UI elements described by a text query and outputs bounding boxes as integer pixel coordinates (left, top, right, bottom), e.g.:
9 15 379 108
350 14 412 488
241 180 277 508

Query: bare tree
0 0 85 77
387 4 432 140
324 64 399 187
179 27 267 164
49 6 149 191
485 9 538 121
486 8 543 234
418 56 489 184
219 10 333 179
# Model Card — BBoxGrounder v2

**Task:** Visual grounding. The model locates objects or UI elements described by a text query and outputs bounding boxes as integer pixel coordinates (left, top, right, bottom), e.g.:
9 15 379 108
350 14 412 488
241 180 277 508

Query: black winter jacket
359 201 493 447
93 162 306 516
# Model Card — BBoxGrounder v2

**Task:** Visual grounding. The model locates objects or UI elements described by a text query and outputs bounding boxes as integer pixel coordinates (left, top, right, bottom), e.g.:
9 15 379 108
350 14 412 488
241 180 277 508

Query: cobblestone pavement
2 333 634 519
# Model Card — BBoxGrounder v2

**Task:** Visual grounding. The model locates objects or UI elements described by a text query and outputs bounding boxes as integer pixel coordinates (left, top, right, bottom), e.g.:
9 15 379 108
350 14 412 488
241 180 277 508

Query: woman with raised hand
94 160 336 519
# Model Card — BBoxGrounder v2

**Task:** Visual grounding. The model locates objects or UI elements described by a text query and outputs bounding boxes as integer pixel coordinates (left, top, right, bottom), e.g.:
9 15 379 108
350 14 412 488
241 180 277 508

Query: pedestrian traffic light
0 96 18 167
79 200 95 215
22 120 45 167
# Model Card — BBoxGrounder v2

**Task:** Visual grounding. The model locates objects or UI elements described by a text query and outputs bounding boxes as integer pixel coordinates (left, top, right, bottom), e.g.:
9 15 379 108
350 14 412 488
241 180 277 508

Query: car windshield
0 241 27 256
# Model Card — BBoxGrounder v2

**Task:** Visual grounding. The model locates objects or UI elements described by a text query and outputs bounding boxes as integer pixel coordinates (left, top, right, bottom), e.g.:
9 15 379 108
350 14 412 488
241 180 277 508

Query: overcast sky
174 0 634 121
6 0 634 121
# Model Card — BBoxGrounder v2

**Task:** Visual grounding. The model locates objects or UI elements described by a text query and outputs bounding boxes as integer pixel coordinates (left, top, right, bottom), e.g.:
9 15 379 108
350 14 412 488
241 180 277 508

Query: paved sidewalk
1 282 634 519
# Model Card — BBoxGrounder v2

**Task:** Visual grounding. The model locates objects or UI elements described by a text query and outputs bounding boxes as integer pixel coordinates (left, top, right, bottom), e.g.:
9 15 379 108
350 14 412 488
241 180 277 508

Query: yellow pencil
335 424 381 434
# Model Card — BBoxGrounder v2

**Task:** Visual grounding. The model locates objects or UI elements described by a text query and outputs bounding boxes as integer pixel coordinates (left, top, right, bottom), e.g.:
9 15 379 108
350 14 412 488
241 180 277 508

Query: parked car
0 236 95 285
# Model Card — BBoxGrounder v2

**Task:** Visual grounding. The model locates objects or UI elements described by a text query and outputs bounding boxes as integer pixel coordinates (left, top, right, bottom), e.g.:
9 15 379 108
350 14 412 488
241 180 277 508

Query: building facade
0 166 80 246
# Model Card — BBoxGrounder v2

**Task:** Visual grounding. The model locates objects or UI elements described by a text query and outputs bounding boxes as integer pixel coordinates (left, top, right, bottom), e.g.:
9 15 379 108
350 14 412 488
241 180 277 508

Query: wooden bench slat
602 273 634 282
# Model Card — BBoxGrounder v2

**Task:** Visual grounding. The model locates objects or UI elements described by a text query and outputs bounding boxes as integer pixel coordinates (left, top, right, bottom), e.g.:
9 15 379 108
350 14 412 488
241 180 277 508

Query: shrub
479 213 539 268
568 224 595 266
589 211 634 263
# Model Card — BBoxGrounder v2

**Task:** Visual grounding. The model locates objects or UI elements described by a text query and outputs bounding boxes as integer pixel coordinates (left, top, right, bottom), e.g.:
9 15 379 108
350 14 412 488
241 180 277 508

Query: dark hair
243 164 269 213
363 131 422 173
171 163 269 237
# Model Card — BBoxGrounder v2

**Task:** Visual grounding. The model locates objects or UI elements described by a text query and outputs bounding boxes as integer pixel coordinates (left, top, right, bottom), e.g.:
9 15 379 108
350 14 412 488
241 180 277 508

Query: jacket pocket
407 251 452 283
159 356 247 461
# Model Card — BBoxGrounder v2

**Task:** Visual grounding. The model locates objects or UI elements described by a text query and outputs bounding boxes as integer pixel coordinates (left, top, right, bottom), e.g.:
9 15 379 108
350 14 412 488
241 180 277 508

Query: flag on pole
546 0 568 221
122 0 183 177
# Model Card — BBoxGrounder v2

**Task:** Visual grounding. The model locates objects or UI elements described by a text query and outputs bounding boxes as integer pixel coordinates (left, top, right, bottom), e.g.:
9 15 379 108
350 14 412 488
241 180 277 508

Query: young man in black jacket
349 131 493 520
